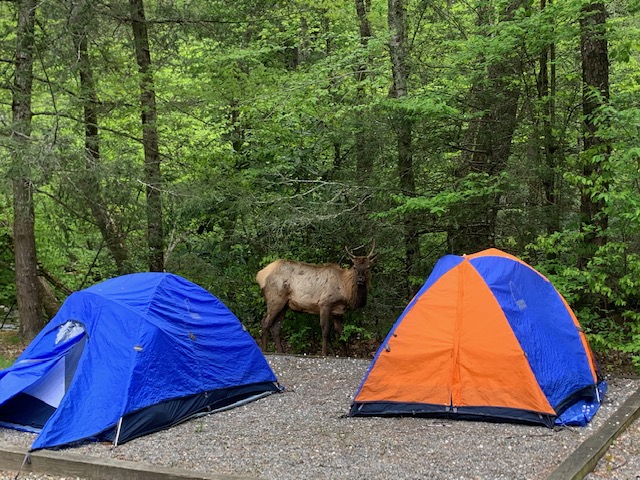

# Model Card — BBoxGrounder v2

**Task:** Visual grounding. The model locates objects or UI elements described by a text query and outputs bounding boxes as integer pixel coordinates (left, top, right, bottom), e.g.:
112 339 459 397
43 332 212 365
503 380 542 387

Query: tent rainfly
349 248 606 427
0 272 281 450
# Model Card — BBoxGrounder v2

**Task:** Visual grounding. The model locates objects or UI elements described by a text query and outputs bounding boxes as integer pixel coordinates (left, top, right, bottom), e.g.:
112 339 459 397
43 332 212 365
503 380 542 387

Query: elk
256 243 376 356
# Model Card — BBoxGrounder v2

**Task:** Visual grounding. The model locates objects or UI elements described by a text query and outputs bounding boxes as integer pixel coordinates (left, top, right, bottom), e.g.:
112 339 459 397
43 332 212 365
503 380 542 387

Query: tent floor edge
348 402 555 427
105 382 281 446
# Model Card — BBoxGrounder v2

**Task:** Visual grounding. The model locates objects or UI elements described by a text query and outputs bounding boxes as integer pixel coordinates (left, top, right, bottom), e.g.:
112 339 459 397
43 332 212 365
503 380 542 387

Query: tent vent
56 321 84 345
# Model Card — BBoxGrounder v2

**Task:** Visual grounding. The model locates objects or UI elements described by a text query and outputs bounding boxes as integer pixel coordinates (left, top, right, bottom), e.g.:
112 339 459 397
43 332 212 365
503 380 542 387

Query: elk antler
346 241 376 259
368 240 376 258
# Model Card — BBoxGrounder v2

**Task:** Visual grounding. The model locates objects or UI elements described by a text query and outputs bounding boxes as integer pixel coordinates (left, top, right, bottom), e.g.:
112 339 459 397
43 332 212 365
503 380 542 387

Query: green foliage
0 355 13 370
340 323 373 344
281 313 322 354
0 333 22 369
0 221 16 307
381 172 511 218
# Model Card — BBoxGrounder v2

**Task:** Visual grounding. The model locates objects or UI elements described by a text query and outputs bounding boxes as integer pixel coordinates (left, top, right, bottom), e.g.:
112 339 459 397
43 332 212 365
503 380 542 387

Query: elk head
346 241 377 287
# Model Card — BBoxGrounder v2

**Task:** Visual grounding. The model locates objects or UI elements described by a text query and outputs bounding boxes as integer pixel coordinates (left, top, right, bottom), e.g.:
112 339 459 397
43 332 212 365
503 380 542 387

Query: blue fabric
0 273 278 450
555 382 607 426
468 254 602 412
0 333 84 405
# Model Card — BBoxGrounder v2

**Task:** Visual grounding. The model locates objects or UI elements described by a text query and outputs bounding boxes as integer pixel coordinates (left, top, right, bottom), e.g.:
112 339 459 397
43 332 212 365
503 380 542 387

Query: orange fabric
355 257 555 415
355 266 458 405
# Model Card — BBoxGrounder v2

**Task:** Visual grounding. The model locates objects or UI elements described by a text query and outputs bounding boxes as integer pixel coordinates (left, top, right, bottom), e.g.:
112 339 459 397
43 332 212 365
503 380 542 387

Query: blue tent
0 272 280 450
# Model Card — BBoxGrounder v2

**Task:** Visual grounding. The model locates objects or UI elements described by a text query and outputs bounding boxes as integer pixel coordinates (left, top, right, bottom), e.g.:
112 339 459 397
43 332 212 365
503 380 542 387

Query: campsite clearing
1 355 639 480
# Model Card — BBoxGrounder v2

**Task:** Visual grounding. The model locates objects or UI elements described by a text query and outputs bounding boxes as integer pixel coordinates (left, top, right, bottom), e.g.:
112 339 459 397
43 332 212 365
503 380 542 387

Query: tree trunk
130 0 164 272
579 1 610 265
298 16 309 66
388 0 419 295
71 1 133 274
539 0 560 234
355 0 373 175
12 0 42 340
37 276 61 320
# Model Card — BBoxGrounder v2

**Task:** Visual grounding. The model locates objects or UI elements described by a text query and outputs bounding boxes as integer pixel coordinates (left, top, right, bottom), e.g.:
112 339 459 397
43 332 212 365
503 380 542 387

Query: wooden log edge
0 442 259 480
546 386 640 480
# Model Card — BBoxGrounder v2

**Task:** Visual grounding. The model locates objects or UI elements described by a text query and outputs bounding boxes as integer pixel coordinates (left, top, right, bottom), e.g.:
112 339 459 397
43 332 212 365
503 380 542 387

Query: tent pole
113 417 123 447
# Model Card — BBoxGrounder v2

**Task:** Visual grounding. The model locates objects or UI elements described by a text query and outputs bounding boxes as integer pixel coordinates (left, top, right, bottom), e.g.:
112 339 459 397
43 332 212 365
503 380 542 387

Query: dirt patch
0 331 28 362
596 349 639 378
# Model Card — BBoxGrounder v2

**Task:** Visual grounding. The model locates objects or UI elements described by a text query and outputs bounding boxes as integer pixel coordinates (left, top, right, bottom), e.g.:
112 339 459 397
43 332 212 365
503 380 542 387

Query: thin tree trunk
12 0 42 340
298 16 309 65
130 0 164 271
579 1 610 265
388 0 419 295
539 0 560 234
355 0 373 175
71 1 132 274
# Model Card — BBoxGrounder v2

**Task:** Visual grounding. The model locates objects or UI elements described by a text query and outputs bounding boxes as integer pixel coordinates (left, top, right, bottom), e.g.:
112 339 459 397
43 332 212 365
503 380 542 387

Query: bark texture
579 1 610 260
71 0 133 274
12 0 42 340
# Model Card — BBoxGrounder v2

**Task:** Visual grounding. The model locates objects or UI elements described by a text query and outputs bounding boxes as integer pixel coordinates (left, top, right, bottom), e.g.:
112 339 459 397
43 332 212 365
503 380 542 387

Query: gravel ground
586 417 640 480
1 354 639 480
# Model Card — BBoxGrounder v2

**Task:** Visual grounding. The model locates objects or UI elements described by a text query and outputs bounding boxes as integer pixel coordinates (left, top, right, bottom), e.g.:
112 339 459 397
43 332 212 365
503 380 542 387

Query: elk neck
351 280 368 309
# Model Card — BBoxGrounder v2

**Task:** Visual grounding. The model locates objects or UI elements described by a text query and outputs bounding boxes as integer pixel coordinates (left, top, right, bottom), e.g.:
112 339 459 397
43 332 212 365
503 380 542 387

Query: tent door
0 334 86 431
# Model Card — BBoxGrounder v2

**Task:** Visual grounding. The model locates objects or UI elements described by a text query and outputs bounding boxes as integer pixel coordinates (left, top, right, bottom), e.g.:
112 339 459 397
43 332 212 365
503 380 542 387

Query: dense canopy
0 0 639 368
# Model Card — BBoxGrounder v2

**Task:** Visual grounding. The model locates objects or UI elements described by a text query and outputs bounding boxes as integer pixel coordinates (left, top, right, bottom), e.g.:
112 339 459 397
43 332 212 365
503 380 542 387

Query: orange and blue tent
349 248 605 427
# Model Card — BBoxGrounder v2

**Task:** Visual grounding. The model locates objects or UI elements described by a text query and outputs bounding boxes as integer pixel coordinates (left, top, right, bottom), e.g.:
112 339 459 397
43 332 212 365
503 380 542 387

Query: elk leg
319 308 332 356
260 297 288 352
271 308 287 353
260 313 273 352
333 316 348 357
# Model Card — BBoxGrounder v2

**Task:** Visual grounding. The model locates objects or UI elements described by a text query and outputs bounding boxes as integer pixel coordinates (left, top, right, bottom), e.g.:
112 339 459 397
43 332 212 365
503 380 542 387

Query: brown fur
256 248 376 356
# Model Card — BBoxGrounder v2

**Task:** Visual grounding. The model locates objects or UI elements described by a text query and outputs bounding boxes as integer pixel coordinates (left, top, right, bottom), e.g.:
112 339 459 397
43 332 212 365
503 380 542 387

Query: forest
1 0 639 369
